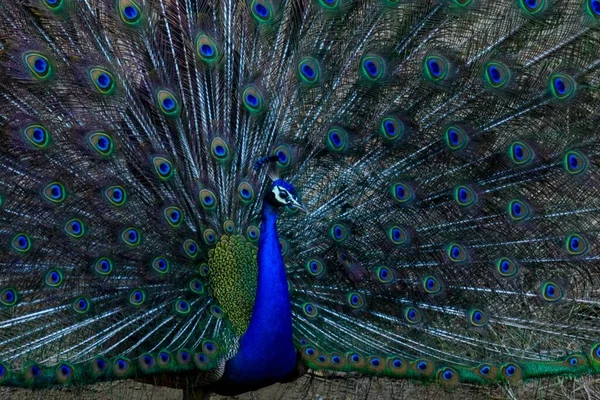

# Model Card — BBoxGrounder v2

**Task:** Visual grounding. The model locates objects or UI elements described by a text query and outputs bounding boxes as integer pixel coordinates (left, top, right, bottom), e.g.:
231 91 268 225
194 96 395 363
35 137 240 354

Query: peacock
1 0 600 398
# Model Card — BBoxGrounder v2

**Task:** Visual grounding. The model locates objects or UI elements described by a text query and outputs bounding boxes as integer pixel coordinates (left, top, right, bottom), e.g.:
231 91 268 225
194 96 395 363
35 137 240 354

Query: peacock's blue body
1 0 600 398
222 199 298 388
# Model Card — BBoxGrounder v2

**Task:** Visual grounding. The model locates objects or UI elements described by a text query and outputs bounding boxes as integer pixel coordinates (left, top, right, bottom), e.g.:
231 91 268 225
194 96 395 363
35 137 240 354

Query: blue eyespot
423 276 442 294
44 182 66 203
379 116 404 141
566 234 588 255
160 352 170 363
588 0 600 17
417 361 428 371
95 257 113 276
12 234 31 253
30 365 41 377
34 58 48 74
200 44 214 57
242 86 264 113
564 150 588 175
480 366 490 375
143 355 153 366
505 365 515 376
130 289 145 306
317 0 340 8
303 302 318 317
519 0 546 14
541 281 563 302
365 60 378 76
454 185 477 207
330 131 342 146
508 200 530 221
370 358 381 367
175 299 191 315
163 206 183 228
24 52 52 79
326 127 349 152
97 73 111 89
162 98 175 111
96 358 107 370
121 228 141 246
197 354 208 363
442 369 454 381
302 64 314 78
156 90 179 115
449 129 459 144
388 225 409 245
0 363 7 379
45 269 63 287
105 186 127 206
496 257 518 277
444 126 468 150
424 55 449 82
347 292 364 308
254 3 268 17
469 309 488 327
306 259 325 277
251 0 274 22
65 219 85 238
549 73 576 100
43 0 63 9
509 141 533 165
330 223 348 242
391 182 414 204
98 137 109 150
73 296 91 313
124 6 138 19
33 128 45 143
153 157 174 180
447 243 467 262
178 350 191 363
376 266 393 283
488 66 500 82
183 239 199 258
428 59 440 76
298 57 321 84
56 364 72 382
196 34 220 63
1 288 18 306
246 94 258 107
568 357 579 366
360 55 385 81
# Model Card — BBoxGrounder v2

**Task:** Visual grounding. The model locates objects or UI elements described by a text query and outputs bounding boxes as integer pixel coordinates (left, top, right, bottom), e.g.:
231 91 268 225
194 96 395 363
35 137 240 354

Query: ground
2 374 600 399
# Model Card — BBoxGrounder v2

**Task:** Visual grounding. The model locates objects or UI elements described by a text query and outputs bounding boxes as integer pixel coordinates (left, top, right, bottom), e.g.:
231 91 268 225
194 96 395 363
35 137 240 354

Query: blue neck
222 202 297 387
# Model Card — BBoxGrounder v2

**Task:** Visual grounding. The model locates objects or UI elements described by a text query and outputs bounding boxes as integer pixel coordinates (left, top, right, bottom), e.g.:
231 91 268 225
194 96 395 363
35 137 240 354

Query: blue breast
220 202 298 389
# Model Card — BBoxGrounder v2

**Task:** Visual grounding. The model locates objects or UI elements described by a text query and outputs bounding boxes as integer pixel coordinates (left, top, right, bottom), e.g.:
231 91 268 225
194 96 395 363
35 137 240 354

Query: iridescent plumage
1 0 600 398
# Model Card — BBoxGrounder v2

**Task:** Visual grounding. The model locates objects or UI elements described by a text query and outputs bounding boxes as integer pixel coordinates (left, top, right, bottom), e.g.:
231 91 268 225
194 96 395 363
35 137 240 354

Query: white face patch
272 185 292 205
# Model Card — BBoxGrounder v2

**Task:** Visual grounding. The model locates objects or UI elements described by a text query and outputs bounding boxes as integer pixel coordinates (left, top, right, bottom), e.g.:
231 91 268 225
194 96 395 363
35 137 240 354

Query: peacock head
267 179 307 212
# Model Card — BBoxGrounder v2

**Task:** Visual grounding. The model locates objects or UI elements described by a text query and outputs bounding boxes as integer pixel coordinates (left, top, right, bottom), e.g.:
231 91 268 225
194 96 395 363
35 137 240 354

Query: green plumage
208 235 258 335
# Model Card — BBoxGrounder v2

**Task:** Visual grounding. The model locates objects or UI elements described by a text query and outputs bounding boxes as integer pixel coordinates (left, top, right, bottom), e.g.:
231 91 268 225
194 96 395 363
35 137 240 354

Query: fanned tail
275 0 600 387
0 0 600 394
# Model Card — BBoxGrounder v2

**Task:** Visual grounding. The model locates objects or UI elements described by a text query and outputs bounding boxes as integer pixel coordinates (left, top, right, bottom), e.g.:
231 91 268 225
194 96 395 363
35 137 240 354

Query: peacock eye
280 191 289 199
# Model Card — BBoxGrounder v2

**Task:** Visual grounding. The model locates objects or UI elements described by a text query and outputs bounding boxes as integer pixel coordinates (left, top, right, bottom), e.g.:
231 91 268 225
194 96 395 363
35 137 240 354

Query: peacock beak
291 198 308 213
